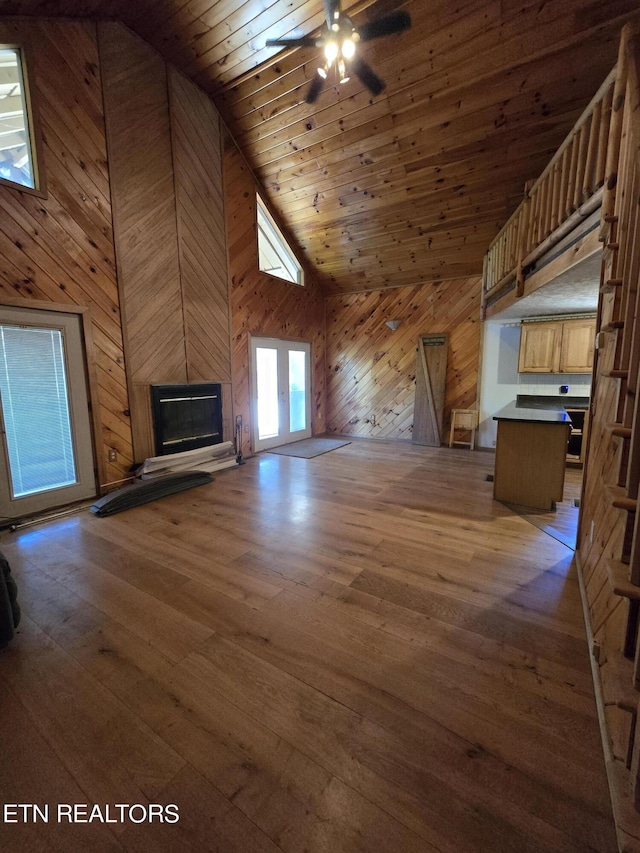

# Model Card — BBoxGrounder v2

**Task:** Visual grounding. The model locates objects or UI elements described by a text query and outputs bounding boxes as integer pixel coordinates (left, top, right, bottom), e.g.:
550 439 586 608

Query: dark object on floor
91 471 213 517
485 474 494 482
0 550 21 647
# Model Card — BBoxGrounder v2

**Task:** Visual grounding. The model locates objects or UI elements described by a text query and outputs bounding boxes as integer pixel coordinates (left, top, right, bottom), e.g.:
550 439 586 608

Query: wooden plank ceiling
3 0 639 294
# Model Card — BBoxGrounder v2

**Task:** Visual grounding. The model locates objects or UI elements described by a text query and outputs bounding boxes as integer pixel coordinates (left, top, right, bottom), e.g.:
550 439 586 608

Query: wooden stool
449 409 478 450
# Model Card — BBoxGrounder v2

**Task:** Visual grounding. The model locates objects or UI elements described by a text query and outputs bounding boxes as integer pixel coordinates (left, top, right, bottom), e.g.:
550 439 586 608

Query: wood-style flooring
0 440 616 852
504 467 583 550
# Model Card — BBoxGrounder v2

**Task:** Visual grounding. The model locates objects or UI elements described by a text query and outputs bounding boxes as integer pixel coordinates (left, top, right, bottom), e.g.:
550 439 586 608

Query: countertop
515 394 590 410
493 400 572 424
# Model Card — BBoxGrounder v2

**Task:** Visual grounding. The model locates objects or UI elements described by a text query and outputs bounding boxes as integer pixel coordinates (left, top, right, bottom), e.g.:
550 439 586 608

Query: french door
0 305 97 518
250 337 312 452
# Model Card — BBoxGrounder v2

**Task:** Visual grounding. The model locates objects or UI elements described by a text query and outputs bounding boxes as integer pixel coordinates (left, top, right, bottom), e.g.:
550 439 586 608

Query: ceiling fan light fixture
342 37 356 59
265 1 412 104
324 40 339 63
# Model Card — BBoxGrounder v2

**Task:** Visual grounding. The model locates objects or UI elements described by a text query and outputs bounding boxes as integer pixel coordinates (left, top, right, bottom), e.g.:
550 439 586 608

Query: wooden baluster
514 211 522 273
583 108 599 200
501 229 508 279
544 173 554 237
573 120 589 210
481 254 488 319
566 135 579 216
541 177 550 241
536 185 545 246
597 84 614 188
531 185 539 246
489 243 498 290
559 146 570 222
550 162 561 232
601 26 630 237
508 219 517 271
516 186 532 297
495 238 502 286
484 246 495 293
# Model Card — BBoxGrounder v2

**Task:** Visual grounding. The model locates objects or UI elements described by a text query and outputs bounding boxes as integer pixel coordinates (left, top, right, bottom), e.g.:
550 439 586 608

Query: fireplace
151 383 223 456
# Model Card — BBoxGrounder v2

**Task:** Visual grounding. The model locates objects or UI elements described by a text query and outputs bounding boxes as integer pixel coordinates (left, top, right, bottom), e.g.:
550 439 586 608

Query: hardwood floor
0 440 616 852
504 467 583 549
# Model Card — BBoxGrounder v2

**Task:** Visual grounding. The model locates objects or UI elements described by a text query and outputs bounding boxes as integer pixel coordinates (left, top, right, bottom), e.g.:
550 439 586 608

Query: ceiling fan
265 1 411 103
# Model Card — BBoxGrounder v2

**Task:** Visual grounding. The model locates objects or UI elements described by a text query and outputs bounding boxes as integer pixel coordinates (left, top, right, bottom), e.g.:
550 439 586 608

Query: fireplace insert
151 383 222 456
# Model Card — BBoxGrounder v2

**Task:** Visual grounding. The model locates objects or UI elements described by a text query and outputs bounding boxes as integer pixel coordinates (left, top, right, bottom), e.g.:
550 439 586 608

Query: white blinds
0 325 77 498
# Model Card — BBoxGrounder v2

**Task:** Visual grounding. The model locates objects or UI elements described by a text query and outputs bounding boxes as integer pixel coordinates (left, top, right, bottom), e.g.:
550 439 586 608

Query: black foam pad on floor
91 471 213 517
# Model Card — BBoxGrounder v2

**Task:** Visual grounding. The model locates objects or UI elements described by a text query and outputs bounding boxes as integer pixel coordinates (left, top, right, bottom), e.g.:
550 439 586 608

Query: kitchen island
493 401 572 510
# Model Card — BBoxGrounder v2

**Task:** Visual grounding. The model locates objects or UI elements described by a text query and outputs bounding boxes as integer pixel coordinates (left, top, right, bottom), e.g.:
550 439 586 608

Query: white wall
478 320 520 448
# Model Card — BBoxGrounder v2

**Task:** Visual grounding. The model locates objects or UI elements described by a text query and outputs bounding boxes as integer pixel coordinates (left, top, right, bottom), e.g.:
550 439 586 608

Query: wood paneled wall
223 137 326 456
575 24 640 844
169 67 231 387
0 18 133 488
325 278 481 441
100 23 185 463
100 23 231 462
0 18 233 486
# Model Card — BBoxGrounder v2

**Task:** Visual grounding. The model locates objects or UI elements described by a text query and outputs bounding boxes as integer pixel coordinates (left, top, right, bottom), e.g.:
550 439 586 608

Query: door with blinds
0 306 97 518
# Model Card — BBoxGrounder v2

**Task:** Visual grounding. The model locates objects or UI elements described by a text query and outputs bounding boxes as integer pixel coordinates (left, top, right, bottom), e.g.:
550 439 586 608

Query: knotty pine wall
325 278 481 440
100 23 232 463
0 18 132 488
223 138 326 456
0 17 233 492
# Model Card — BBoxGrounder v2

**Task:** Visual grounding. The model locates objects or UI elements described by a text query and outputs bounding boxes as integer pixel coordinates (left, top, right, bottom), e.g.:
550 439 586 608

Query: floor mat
267 438 351 458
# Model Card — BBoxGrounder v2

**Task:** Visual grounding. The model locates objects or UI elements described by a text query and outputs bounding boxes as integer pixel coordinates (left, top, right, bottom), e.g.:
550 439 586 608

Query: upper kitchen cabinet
559 319 596 373
518 322 562 373
518 318 595 374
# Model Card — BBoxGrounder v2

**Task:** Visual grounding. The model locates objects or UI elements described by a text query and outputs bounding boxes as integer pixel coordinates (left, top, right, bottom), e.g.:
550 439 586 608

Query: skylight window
0 46 39 191
257 195 303 285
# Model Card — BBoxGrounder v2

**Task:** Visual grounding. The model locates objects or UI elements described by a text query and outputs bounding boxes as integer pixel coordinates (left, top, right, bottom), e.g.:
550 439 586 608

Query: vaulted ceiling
2 0 638 293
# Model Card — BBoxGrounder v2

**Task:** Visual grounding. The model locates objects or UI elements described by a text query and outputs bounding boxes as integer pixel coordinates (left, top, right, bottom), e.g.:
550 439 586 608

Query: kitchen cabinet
518 318 595 374
518 323 562 372
559 320 595 373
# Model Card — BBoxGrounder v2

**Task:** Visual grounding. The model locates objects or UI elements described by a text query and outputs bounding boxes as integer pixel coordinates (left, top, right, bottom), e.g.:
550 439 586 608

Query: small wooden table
493 402 571 510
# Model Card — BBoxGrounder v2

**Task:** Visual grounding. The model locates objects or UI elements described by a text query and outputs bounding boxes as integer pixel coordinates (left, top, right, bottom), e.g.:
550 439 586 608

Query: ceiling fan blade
350 56 385 96
323 0 340 29
266 36 322 48
305 73 325 104
355 10 411 42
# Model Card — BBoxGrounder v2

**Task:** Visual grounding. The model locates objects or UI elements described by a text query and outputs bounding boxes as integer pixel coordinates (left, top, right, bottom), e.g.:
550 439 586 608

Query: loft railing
481 67 616 316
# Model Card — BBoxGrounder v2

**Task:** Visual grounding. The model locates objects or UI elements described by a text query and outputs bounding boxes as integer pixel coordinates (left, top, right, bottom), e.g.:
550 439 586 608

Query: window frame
256 194 304 286
0 41 46 197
